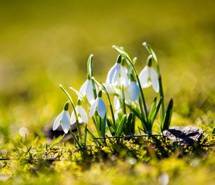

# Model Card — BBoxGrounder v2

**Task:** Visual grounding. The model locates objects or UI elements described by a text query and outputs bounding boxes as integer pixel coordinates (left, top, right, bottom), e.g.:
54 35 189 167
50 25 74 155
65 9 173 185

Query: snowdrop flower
106 56 129 88
70 102 88 128
139 60 159 93
52 103 70 134
125 80 140 102
114 96 121 111
89 91 106 118
79 78 96 104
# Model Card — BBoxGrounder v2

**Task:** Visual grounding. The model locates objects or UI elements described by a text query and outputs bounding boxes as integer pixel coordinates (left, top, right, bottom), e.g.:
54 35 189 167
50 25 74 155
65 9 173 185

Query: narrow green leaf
100 116 107 138
161 99 174 131
87 54 94 77
149 98 162 124
126 113 135 135
127 104 141 120
116 115 127 137
92 116 101 137
83 125 88 146
148 97 157 121
107 118 115 136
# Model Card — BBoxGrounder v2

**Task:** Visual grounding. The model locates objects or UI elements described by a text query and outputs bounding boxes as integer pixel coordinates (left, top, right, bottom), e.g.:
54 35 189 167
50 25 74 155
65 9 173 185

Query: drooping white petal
79 80 88 98
149 68 159 93
97 98 106 118
106 63 120 84
76 106 88 124
106 63 117 84
60 111 70 134
86 80 96 104
89 99 98 117
52 112 62 131
70 111 76 125
114 96 121 110
139 66 151 88
127 81 140 101
120 66 129 87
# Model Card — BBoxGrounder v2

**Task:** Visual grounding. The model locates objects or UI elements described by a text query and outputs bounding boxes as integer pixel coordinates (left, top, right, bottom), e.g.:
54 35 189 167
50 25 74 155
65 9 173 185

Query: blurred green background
0 0 215 140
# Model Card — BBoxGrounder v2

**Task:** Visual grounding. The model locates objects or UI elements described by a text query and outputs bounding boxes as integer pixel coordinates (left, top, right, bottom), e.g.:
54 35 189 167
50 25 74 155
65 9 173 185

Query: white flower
139 66 159 93
125 81 140 102
106 62 129 87
79 79 96 104
52 110 71 134
70 105 88 128
89 97 106 118
113 96 121 111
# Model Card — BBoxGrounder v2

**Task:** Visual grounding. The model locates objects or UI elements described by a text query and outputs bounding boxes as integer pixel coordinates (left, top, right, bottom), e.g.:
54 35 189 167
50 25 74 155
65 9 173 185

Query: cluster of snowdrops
52 42 174 149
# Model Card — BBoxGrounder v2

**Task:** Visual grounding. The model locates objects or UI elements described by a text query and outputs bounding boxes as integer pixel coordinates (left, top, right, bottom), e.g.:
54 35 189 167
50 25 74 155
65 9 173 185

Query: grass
0 0 215 184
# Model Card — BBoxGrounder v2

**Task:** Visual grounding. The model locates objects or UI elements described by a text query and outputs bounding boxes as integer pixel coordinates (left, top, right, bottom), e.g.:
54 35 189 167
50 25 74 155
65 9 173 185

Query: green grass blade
116 115 127 137
161 98 174 131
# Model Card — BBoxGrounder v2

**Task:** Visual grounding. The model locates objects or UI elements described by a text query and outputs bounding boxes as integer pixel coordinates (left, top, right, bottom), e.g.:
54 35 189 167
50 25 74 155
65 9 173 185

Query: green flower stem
121 85 126 114
59 84 82 142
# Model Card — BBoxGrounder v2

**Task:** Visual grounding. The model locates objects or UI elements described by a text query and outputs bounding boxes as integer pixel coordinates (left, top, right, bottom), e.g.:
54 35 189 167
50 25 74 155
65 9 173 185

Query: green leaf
116 115 127 137
148 97 158 121
100 116 107 138
212 128 215 135
125 113 135 136
83 125 88 146
161 98 174 131
127 104 148 133
92 116 101 137
127 104 141 120
87 54 94 77
107 118 115 136
149 97 162 124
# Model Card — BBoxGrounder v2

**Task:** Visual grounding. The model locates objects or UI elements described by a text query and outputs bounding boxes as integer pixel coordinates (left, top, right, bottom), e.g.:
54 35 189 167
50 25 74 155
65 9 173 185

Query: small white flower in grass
139 56 159 93
52 102 71 134
79 78 96 104
70 101 88 128
89 91 106 118
106 56 129 88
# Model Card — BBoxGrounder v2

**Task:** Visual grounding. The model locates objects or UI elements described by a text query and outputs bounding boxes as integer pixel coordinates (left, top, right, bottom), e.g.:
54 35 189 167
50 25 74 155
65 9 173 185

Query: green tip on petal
98 90 102 97
146 55 153 67
64 102 69 111
77 99 81 105
116 55 122 64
